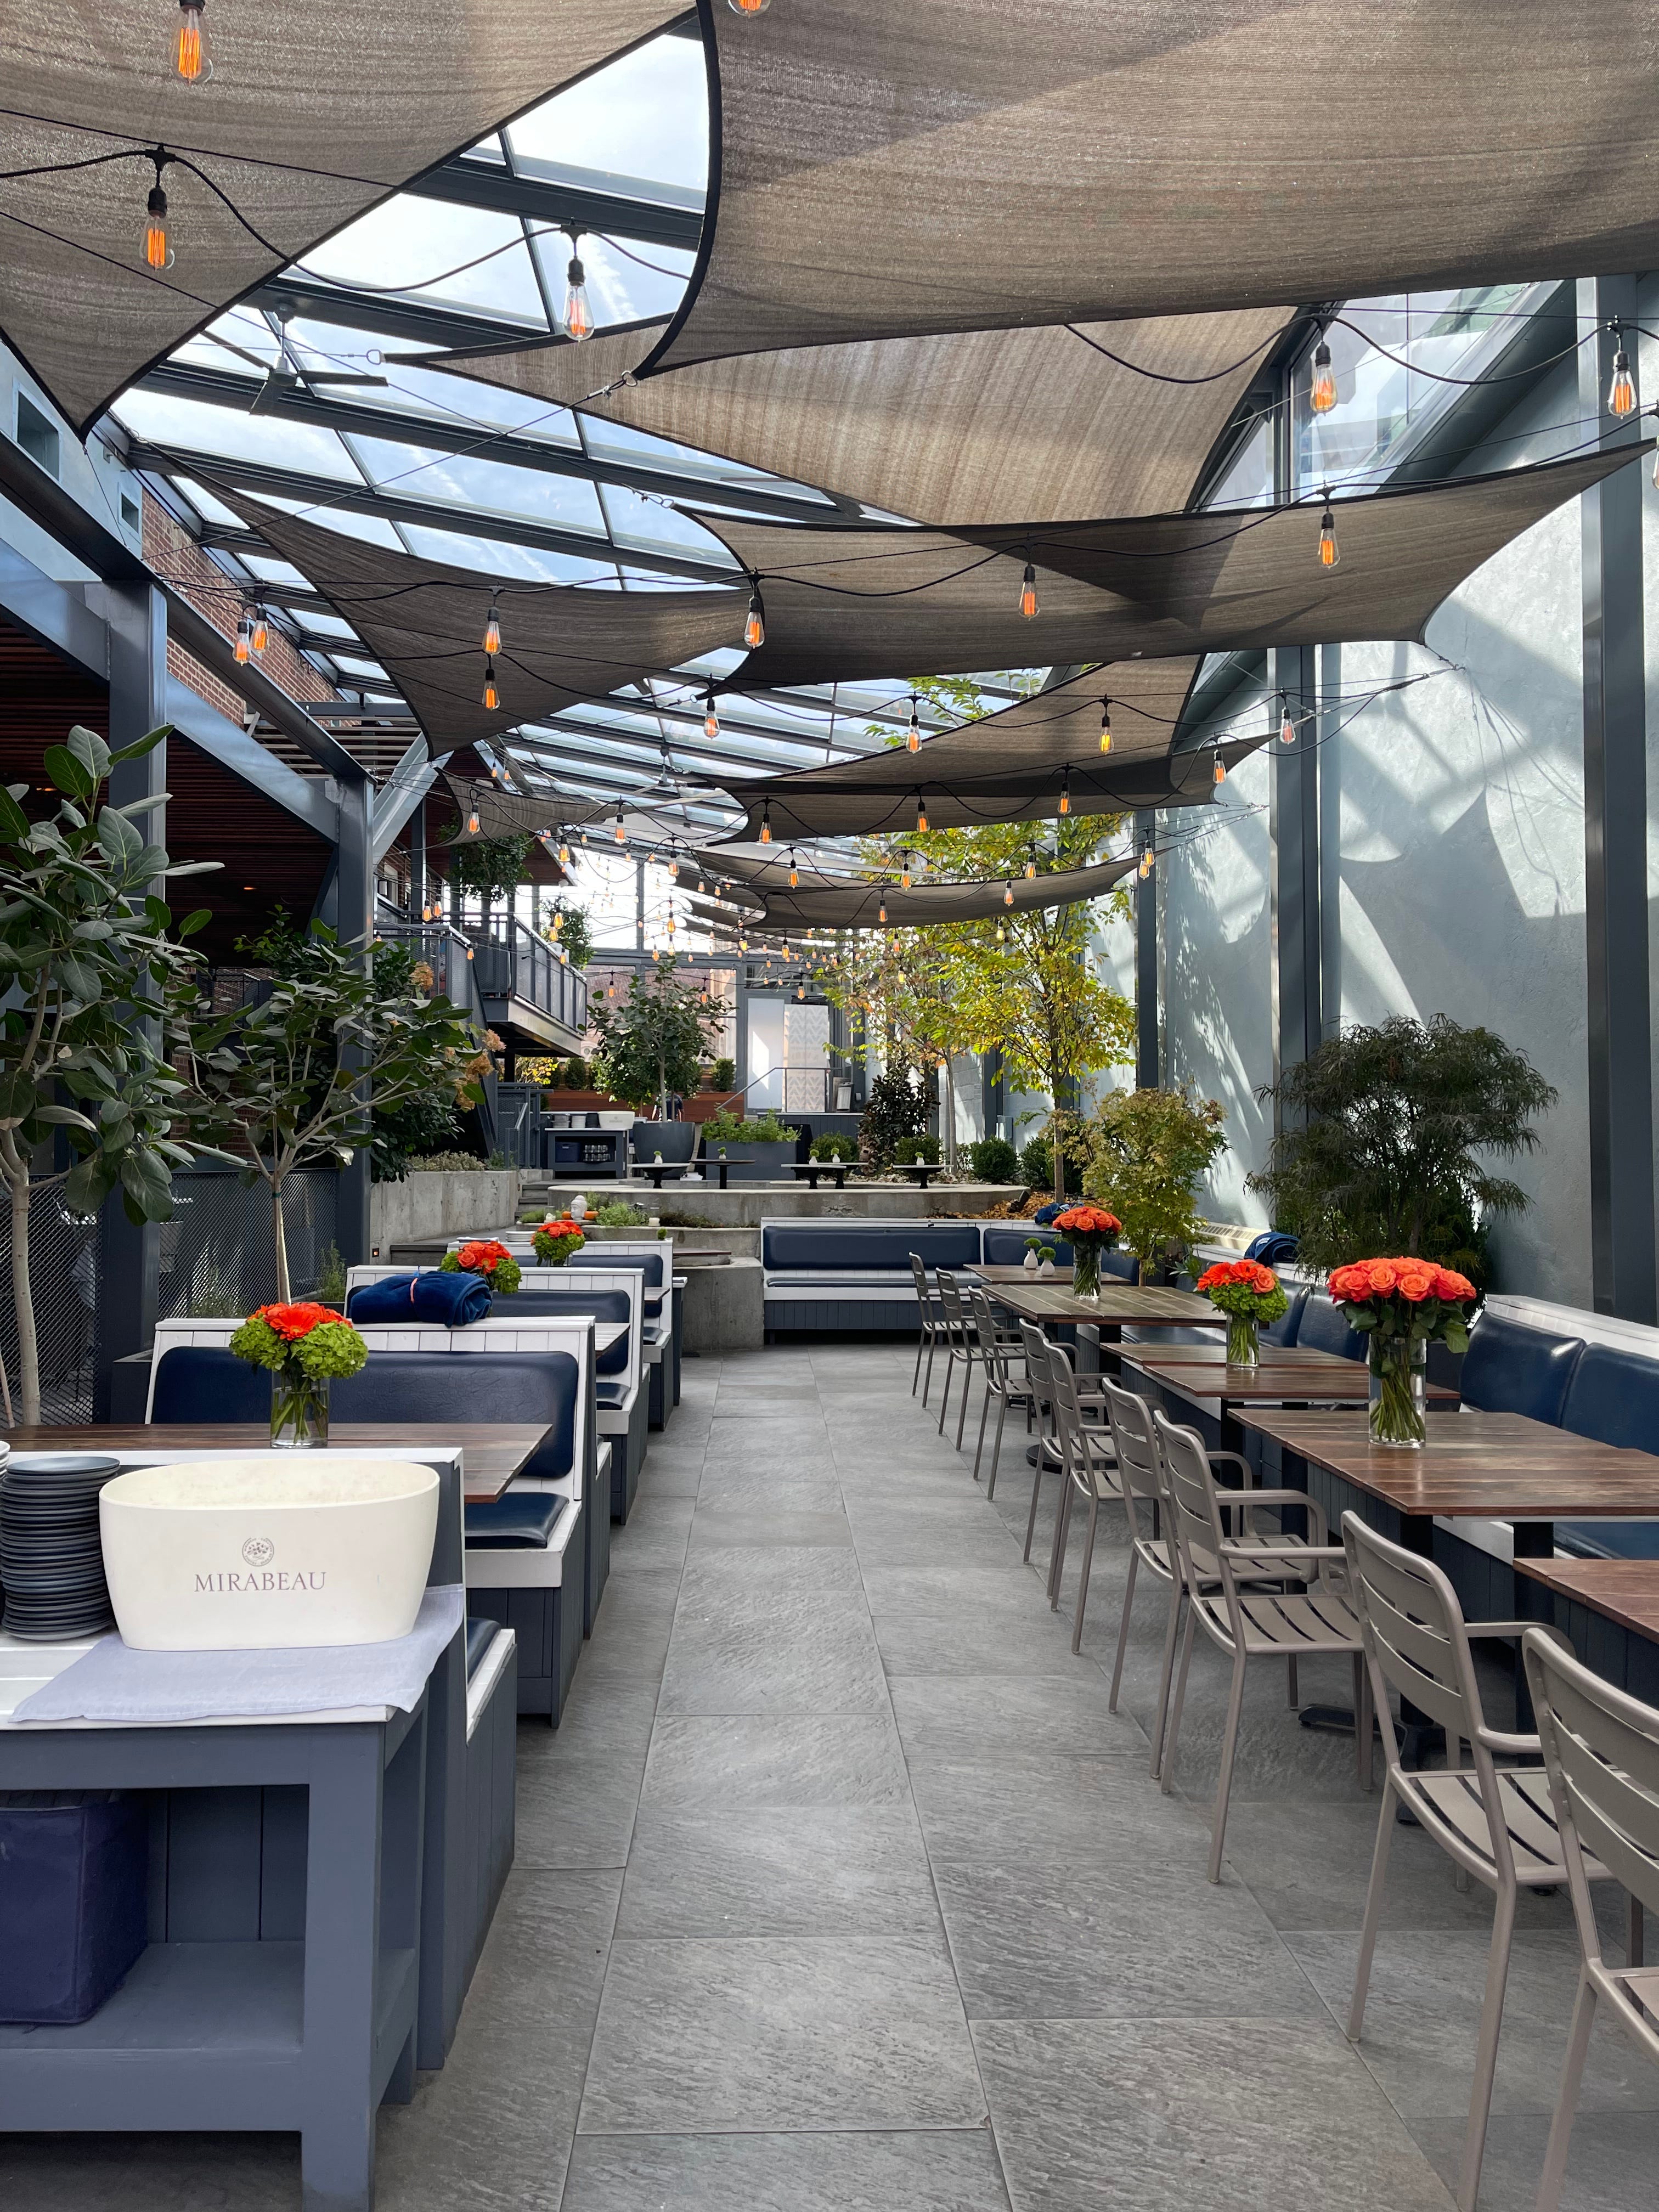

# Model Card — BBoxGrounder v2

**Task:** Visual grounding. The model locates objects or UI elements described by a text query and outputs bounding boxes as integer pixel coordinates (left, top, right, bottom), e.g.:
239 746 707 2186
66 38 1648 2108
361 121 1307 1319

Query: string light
916 799 928 833
249 608 268 656
1058 768 1071 817
1003 881 1014 906
1018 556 1039 621
759 802 772 845
1279 694 1296 746
1309 338 1336 414
1098 699 1112 754
728 0 771 15
1024 859 1037 879
878 900 887 924
906 693 921 753
1212 751 1227 786
614 802 627 844
668 854 679 879
788 854 799 887
744 585 766 650
233 611 252 664
143 152 173 269
1609 338 1637 416
483 598 501 654
557 844 570 866
174 0 211 82
900 851 912 890
466 810 481 835
1317 490 1339 570
482 659 499 710
563 237 593 341
703 683 720 740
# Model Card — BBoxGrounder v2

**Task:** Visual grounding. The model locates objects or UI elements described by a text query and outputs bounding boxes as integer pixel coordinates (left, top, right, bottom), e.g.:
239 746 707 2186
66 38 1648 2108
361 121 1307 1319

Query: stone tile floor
5 1339 1657 2208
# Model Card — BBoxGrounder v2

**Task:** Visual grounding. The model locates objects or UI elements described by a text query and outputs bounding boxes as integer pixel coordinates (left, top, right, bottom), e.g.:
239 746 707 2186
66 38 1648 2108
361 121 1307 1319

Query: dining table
1122 1345 1459 1459
1235 1407 1659 1735
968 1274 1231 1333
0 1423 554 1503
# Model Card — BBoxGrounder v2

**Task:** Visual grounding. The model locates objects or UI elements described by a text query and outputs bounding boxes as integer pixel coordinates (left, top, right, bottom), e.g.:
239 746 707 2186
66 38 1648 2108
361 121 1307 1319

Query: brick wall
142 489 343 725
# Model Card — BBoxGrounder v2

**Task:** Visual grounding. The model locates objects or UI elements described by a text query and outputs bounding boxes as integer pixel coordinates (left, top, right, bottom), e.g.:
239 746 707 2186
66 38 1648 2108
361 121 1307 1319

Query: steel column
1269 642 1322 1114
335 774 375 1270
1579 276 1656 1322
1134 809 1159 1089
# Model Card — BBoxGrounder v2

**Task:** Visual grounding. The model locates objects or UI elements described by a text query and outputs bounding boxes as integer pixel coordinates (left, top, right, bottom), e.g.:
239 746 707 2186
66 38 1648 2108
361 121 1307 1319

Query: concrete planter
369 1169 521 1255
707 1141 795 1183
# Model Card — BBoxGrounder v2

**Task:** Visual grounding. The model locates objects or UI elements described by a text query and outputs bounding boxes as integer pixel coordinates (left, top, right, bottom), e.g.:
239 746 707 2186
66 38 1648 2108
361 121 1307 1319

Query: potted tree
1082 1086 1227 1284
589 957 727 1126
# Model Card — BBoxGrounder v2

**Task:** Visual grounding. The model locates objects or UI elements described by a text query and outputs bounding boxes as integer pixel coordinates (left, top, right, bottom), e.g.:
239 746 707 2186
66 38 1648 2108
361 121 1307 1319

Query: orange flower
1053 1205 1121 1238
253 1301 343 1342
1396 1268 1436 1302
1434 1267 1476 1304
457 1239 511 1273
1364 1259 1400 1295
1327 1263 1371 1305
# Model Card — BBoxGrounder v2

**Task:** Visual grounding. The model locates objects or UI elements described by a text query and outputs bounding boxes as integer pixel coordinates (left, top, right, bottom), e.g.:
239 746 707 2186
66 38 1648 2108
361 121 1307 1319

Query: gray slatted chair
1102 1376 1184 1773
1523 1628 1659 2212
1046 1344 1122 1654
1016 1321 1066 1567
933 1269 979 1446
1155 1408 1372 1882
1345 1519 1606 2211
967 1283 1036 1496
909 1251 945 1404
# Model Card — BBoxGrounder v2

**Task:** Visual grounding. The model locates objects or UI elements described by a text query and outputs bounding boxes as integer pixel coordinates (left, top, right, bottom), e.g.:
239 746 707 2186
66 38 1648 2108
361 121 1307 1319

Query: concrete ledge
370 1170 522 1255
520 1182 1024 1227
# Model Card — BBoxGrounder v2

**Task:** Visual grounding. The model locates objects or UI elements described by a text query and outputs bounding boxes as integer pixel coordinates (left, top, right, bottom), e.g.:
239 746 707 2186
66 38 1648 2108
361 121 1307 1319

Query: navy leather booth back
1460 1313 1583 1426
763 1223 981 1270
1103 1250 1138 1282
1291 1294 1364 1359
567 1249 665 1292
1262 1288 1308 1346
1559 1342 1659 1451
153 1346 579 1479
980 1227 1074 1268
510 1287 631 1374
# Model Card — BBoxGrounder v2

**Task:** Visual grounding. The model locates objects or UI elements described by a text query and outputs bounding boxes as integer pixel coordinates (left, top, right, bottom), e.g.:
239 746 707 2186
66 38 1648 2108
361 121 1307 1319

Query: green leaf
32 1103 98 1132
161 859 222 878
66 725 111 784
106 723 172 767
43 744 95 801
96 809 142 870
0 787 31 844
179 907 213 938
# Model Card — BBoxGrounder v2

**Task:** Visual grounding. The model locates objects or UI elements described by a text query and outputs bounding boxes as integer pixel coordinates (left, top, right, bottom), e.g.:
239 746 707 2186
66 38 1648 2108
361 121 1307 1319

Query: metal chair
1101 1375 1183 1771
909 1251 945 1404
1046 1344 1124 1653
1523 1627 1658 2212
1345 1518 1605 2212
933 1269 980 1445
1154 1408 1371 1882
966 1283 1035 1496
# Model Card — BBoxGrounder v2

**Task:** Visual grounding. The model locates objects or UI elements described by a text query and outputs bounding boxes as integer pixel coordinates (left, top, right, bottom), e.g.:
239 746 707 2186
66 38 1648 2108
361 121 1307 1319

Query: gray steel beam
407 154 704 250
1579 275 1655 1322
164 677 341 842
1269 641 1321 1107
370 736 443 866
250 276 548 354
1134 810 1158 1090
335 775 375 1269
0 546 108 681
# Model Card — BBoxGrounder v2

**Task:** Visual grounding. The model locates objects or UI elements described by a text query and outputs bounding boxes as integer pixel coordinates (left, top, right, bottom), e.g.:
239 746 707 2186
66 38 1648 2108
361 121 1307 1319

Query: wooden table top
1512 1556 1659 1641
1 1423 549 1503
1125 1347 1459 1405
973 1276 1229 1328
1233 1408 1659 1522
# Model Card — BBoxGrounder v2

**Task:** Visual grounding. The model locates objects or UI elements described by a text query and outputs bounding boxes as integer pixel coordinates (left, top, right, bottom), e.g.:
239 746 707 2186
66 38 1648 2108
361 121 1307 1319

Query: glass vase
1071 1243 1101 1302
1368 1336 1427 1449
271 1362 329 1450
1226 1313 1260 1367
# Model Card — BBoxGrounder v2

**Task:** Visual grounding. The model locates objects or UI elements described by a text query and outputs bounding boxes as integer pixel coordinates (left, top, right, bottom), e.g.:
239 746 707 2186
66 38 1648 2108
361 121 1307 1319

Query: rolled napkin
347 1271 492 1325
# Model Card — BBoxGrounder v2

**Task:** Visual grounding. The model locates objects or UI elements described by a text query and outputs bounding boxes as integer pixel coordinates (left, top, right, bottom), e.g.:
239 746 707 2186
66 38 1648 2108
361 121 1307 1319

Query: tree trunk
1053 1120 1065 1205
942 1056 958 1177
12 1168 37 1425
272 1177 291 1304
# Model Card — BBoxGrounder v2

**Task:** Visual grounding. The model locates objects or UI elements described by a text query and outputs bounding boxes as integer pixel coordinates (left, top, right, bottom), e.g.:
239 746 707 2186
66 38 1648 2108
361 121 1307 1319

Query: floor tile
640 1712 913 1811
659 1590 890 1715
562 2128 1013 2211
616 1802 941 1939
689 1506 852 1549
890 1673 1148 1761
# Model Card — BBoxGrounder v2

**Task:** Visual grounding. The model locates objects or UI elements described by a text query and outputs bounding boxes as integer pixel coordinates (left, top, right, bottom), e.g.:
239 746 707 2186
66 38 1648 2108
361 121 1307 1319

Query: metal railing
467 916 588 1037
374 920 487 1030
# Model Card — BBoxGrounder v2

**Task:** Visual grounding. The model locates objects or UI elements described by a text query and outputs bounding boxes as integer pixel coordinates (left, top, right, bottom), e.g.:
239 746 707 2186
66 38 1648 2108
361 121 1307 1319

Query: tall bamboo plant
0 724 225 1421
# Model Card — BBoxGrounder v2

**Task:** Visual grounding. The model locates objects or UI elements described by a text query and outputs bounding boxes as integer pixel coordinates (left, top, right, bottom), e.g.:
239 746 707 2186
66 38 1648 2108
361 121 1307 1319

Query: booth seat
568 1245 677 1429
1262 1287 1310 1346
762 1220 983 1334
980 1227 1075 1268
1548 1342 1659 1560
1286 1292 1365 1360
1458 1310 1585 1425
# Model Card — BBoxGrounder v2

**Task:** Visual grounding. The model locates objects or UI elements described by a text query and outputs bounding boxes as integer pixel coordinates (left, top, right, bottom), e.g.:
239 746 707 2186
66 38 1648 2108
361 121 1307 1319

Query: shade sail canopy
647 0 1659 375
432 780 612 845
693 848 1137 929
217 489 746 757
1 1 687 433
703 449 1638 690
435 307 1288 526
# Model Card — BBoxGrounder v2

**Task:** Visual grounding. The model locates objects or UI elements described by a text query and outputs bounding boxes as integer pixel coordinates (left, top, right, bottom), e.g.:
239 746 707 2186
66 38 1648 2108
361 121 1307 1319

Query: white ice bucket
99 1458 440 1651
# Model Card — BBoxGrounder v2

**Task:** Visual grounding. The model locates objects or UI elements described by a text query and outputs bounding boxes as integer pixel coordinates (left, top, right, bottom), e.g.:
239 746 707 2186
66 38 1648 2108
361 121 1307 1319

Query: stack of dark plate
0 1453 123 1641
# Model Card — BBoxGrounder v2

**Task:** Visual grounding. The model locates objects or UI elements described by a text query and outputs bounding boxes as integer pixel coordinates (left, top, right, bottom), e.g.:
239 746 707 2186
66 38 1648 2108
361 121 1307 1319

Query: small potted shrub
709 1057 737 1094
810 1132 857 1164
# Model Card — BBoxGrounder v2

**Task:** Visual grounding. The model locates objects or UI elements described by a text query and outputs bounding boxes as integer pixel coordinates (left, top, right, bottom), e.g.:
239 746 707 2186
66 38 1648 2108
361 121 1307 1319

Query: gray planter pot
708 1141 796 1182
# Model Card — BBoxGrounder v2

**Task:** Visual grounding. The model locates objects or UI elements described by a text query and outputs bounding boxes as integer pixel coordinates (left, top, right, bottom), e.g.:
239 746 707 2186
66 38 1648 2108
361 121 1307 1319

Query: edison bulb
1610 347 1637 417
744 589 765 649
1309 338 1336 414
1318 506 1339 569
483 606 501 654
564 253 593 342
144 183 172 269
174 0 211 82
1018 560 1038 620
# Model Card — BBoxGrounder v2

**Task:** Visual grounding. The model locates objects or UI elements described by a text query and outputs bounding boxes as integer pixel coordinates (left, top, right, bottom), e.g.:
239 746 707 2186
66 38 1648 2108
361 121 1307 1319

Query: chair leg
1109 1548 1140 1712
1353 1652 1374 1791
937 1350 955 1435
985 1394 1009 1502
1071 1494 1100 1654
1023 1446 1047 1565
1347 1785 1398 2041
972 1377 993 1482
955 1350 974 1449
1161 1604 1197 1797
1534 1966 1598 2212
1207 1651 1248 1882
1629 1896 1645 1969
1457 1881 1518 2212
1286 1655 1299 1709
1047 1471 1074 1600
1150 1584 1184 1782
922 1329 938 1407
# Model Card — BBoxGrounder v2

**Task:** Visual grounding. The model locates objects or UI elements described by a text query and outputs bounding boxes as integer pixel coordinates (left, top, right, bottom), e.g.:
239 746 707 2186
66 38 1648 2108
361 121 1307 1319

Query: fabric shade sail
433 307 1289 527
693 848 1138 929
647 0 1659 375
216 488 747 757
0 1 687 433
431 780 613 845
702 448 1639 690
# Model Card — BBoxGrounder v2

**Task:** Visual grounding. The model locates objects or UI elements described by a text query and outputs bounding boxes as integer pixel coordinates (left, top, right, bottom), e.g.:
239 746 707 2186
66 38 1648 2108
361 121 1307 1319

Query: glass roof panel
290 339 583 447
504 35 710 197
578 414 830 499
253 499 404 549
112 391 366 483
392 523 617 584
172 476 252 528
599 486 740 562
295 201 550 328
346 435 610 535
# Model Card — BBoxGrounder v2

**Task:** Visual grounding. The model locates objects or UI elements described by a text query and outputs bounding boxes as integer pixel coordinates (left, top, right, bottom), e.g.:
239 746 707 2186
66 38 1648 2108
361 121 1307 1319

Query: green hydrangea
229 1307 368 1380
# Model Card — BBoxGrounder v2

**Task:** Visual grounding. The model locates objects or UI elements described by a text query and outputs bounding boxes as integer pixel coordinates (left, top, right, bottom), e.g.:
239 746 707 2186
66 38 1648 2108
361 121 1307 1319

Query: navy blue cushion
1559 1342 1659 1452
347 1270 490 1325
464 1492 567 1549
465 1616 496 1673
153 1345 270 1422
980 1227 1075 1268
1460 1313 1584 1426
567 1249 666 1291
1103 1250 1138 1282
511 1286 631 1374
1558 1520 1659 1561
1291 1295 1364 1359
762 1223 980 1271
1262 1289 1308 1347
595 1380 627 1408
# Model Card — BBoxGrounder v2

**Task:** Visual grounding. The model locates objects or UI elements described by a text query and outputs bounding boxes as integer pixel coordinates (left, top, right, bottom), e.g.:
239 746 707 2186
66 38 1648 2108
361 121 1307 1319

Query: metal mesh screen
0 1186 100 1425
157 1170 340 1320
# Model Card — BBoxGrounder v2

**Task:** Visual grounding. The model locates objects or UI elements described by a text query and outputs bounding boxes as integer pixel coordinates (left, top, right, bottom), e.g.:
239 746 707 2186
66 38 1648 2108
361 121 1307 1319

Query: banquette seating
567 1244 678 1426
760 1220 1002 1334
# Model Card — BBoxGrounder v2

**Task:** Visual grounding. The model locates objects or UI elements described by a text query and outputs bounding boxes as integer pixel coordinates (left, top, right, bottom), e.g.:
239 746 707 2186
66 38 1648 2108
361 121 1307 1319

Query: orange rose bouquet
440 1238 522 1295
1195 1257 1289 1367
229 1301 366 1448
1052 1204 1121 1301
1328 1257 1476 1447
531 1216 586 1267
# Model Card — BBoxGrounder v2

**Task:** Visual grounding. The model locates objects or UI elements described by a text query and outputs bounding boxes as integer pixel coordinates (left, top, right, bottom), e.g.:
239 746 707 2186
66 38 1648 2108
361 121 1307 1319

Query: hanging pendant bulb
788 855 799 888
900 851 912 890
234 611 252 664
744 585 766 650
249 608 269 656
878 900 887 924
759 803 772 845
915 798 928 833
697 878 706 895
1309 338 1336 415
1213 752 1227 786
1003 881 1014 907
906 693 921 753
1280 695 1296 746
482 659 500 711
557 844 570 866
703 683 720 741
143 157 173 270
614 802 627 844
1098 699 1112 754
996 921 1006 944
174 0 211 82
563 241 593 341
1058 768 1071 817
466 811 481 836
1024 859 1037 880
1317 497 1339 570
483 599 501 655
1018 558 1038 620
797 983 806 1000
